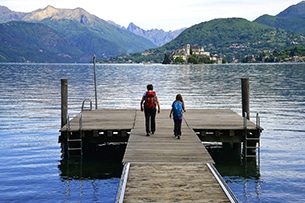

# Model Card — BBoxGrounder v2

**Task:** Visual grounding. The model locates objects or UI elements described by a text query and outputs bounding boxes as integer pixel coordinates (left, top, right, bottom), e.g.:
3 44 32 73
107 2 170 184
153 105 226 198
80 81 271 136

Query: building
171 44 221 63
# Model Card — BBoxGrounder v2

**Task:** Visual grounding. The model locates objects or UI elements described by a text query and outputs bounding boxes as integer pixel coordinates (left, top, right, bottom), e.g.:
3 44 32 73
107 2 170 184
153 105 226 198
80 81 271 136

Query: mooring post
241 78 250 120
241 78 258 161
61 78 68 128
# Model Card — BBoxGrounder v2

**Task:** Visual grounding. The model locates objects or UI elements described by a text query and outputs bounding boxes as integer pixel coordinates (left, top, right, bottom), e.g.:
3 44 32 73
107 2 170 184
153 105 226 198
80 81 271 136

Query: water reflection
207 144 260 179
58 144 126 180
58 157 123 180
206 143 262 202
58 156 122 203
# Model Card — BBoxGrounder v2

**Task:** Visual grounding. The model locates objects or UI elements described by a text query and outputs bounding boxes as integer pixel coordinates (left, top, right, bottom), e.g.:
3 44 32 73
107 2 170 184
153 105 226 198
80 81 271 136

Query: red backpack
144 91 156 108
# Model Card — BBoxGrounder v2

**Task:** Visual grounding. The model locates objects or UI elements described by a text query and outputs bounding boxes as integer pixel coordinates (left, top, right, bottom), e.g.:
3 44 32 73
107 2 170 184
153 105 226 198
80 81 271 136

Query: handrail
256 112 260 129
81 99 92 111
79 113 82 130
115 163 130 203
207 163 239 203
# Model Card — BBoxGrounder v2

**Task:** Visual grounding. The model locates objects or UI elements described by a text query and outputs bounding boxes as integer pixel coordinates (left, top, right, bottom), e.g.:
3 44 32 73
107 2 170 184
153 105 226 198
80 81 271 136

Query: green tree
174 57 185 63
188 55 199 64
162 54 171 64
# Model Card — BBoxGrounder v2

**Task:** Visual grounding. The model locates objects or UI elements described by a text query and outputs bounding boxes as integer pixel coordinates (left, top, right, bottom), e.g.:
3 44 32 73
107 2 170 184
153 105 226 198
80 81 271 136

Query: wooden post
61 78 68 128
241 78 250 119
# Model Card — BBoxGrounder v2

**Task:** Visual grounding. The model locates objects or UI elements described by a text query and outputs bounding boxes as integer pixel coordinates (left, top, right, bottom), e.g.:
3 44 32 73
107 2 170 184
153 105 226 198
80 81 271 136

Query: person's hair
176 94 183 102
147 84 153 90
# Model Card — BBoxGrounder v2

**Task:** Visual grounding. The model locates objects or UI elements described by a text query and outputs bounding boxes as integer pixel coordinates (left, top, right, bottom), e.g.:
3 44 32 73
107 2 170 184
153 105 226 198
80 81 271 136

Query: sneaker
146 132 150 136
177 135 180 139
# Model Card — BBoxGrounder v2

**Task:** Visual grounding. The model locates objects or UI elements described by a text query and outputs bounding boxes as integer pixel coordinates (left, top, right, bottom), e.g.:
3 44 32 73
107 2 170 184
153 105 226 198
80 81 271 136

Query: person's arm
140 97 144 111
155 97 160 113
169 101 174 118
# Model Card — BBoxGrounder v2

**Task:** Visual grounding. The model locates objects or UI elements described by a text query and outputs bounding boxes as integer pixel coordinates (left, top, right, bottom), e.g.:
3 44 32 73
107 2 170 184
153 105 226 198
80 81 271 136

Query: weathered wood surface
122 163 230 203
122 110 214 164
184 109 257 130
120 110 233 202
61 109 137 131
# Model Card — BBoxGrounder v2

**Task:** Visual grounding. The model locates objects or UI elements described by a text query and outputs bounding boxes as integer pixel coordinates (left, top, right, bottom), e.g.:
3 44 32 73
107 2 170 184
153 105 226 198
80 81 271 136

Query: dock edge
207 163 239 203
115 163 130 203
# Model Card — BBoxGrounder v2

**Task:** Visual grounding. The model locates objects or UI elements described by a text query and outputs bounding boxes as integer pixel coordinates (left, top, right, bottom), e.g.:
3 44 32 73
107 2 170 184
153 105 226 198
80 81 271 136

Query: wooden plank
122 163 230 203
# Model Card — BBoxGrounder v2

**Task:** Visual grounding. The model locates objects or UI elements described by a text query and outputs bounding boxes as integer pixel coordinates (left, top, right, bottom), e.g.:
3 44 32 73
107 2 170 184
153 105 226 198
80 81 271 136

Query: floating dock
59 109 262 202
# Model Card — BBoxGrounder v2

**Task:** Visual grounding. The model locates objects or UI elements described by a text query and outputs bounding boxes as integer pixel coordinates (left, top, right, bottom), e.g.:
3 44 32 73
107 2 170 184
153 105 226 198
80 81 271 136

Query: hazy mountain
0 6 26 22
254 1 305 34
127 22 185 46
0 21 82 62
0 5 156 62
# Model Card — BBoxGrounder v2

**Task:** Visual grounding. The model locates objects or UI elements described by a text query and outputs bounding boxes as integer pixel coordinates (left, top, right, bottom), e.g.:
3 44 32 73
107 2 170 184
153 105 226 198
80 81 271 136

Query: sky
0 0 302 31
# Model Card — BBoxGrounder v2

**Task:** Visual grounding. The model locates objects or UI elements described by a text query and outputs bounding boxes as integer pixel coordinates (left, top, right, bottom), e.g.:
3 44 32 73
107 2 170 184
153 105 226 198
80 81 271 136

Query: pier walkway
116 110 236 202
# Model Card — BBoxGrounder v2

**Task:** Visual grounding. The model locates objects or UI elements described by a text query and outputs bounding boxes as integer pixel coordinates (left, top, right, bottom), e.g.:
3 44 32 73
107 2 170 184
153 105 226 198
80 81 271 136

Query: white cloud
0 0 301 30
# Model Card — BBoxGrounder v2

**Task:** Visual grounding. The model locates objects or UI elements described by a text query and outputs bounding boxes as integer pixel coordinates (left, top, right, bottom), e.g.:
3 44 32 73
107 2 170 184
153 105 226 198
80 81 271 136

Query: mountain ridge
0 21 83 62
127 22 185 46
0 5 184 47
254 1 305 34
0 5 158 62
111 17 305 63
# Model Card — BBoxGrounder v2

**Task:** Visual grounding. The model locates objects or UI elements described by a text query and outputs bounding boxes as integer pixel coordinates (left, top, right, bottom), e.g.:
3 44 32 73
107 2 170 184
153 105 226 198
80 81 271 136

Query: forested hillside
0 21 82 62
110 18 305 63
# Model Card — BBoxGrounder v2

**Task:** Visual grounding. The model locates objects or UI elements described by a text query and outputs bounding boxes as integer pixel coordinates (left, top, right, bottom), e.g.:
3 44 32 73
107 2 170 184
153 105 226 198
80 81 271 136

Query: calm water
0 63 304 202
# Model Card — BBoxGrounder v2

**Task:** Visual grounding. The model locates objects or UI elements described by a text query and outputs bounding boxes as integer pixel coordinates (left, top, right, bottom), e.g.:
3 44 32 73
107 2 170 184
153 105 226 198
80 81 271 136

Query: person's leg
144 108 150 135
177 119 182 136
174 119 179 137
150 108 157 134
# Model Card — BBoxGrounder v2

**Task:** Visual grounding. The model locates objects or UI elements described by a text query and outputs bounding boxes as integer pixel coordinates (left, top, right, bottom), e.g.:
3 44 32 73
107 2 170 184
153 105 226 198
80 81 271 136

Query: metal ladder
65 99 92 157
66 114 83 157
243 112 261 163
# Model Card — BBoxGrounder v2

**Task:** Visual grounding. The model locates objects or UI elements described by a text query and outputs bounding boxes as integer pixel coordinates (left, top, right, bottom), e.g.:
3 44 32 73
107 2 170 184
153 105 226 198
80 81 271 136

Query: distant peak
42 5 58 14
45 5 56 9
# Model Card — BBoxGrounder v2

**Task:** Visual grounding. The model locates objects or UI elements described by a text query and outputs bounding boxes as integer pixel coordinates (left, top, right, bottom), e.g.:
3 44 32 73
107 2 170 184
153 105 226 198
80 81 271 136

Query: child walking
170 94 186 139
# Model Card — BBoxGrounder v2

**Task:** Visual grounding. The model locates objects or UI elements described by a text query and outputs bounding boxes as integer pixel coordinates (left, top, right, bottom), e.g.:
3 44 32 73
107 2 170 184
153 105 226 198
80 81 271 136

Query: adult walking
140 84 160 136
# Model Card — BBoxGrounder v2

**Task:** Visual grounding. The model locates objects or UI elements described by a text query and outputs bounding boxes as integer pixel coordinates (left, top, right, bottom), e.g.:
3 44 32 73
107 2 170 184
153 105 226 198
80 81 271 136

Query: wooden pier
59 108 262 202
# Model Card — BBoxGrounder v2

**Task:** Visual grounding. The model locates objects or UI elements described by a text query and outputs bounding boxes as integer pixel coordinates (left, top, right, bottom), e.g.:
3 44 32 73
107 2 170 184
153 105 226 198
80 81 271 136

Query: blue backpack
173 101 183 119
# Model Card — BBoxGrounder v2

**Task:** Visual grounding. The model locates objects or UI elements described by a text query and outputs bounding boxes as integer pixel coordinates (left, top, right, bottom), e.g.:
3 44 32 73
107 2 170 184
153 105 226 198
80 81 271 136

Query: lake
0 63 304 202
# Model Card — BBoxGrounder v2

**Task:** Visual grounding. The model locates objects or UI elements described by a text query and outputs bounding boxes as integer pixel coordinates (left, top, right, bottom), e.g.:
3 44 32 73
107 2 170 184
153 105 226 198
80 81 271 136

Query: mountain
0 5 156 62
0 6 26 22
127 22 185 46
0 21 82 62
254 1 305 34
113 18 305 63
277 1 305 18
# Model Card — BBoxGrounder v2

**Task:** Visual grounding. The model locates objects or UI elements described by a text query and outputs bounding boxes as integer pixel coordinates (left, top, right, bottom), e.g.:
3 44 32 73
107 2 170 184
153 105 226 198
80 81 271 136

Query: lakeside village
161 44 305 64
106 43 305 64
